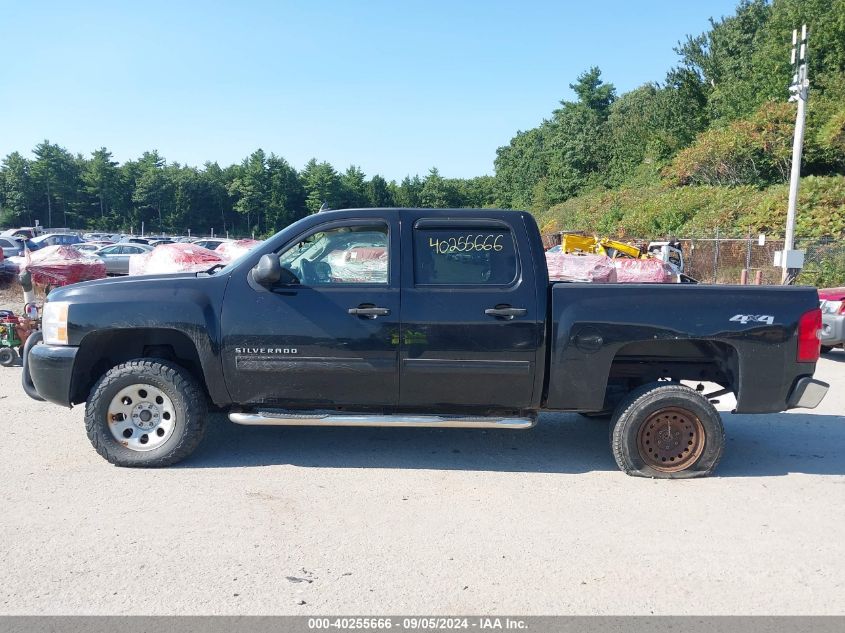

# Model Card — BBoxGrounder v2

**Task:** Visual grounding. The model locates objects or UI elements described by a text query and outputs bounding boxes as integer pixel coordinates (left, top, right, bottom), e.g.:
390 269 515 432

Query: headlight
42 301 70 345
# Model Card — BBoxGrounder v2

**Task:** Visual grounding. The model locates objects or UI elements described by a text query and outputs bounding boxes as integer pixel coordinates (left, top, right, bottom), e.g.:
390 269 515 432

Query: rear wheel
821 345 834 354
610 382 725 479
85 359 207 467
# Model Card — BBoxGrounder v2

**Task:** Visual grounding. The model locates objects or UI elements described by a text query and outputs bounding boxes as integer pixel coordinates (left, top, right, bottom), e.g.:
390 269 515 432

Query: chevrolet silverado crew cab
22 208 829 478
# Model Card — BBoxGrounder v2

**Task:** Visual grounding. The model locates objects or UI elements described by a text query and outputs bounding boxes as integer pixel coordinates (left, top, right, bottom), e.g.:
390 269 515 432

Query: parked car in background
5 237 44 257
119 237 150 245
0 236 26 258
192 238 229 250
94 243 154 275
149 239 176 247
1 227 43 239
819 286 845 353
76 241 114 254
82 232 114 242
30 233 83 247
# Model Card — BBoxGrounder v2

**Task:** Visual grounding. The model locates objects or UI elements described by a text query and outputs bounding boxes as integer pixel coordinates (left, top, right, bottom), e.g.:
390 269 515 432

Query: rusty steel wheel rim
636 406 705 472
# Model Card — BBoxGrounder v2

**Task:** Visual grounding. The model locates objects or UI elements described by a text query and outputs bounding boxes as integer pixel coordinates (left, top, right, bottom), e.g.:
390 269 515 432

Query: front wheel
821 345 835 354
85 359 207 467
610 382 725 479
0 347 18 367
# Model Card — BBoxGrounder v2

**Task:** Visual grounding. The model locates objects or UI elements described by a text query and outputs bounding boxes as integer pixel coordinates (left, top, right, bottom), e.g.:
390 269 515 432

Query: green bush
538 176 845 240
663 102 796 187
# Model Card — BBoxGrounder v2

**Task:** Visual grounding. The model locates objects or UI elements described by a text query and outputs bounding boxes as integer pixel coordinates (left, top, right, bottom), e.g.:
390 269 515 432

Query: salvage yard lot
1 356 843 615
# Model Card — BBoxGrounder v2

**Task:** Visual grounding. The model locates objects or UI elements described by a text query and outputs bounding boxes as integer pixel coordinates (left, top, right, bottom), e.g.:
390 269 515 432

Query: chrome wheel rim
107 384 176 451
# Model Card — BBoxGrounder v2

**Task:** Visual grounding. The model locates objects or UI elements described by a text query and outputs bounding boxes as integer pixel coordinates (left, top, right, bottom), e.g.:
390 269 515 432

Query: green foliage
393 175 423 207
539 176 845 239
664 101 796 186
420 168 453 208
569 67 616 118
797 245 845 287
494 0 845 224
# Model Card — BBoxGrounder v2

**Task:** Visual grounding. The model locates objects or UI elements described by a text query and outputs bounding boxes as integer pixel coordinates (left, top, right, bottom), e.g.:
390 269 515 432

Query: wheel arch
612 338 739 382
601 338 740 410
70 328 210 405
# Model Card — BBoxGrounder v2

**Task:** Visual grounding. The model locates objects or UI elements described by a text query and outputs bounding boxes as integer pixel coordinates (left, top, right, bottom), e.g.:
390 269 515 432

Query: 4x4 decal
730 314 775 325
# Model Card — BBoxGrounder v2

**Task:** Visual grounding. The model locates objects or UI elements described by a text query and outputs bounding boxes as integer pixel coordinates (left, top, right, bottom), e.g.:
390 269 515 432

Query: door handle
348 305 391 318
485 306 527 320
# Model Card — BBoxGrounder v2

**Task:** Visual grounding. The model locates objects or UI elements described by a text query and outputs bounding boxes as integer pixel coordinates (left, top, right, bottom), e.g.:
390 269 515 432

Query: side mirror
252 254 299 286
252 254 282 286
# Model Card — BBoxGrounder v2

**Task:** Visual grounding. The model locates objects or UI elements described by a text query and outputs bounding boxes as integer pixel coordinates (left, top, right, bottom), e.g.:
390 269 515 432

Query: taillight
797 308 822 363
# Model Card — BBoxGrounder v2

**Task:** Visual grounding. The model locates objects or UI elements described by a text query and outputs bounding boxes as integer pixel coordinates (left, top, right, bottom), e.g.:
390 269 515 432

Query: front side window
413 228 517 285
278 224 388 285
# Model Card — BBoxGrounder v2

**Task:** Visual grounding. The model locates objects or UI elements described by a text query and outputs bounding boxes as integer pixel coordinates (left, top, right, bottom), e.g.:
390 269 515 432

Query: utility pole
780 25 809 284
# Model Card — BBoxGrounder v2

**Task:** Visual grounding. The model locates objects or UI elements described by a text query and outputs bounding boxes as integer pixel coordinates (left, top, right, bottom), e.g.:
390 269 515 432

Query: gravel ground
0 355 843 615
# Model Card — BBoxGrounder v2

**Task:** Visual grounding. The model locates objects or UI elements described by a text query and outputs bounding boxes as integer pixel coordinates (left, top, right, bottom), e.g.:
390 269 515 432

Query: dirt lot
0 355 843 615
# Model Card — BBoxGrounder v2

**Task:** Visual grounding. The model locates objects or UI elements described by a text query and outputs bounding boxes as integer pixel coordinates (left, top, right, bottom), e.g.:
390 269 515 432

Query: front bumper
26 343 78 407
786 376 829 409
820 313 845 346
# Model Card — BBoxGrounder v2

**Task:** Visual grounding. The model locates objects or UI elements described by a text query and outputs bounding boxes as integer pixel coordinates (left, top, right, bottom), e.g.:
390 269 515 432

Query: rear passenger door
398 214 542 411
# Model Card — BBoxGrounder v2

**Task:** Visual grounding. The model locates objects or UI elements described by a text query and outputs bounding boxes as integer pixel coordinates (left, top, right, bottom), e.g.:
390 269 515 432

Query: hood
46 271 220 303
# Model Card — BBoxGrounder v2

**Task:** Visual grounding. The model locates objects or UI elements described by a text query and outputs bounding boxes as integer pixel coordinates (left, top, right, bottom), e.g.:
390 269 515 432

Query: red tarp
545 252 617 283
613 258 678 283
545 252 678 283
129 243 226 276
21 245 107 287
214 239 261 261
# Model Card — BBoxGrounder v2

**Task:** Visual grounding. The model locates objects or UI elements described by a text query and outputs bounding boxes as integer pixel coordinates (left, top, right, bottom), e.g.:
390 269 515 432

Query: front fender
49 274 231 406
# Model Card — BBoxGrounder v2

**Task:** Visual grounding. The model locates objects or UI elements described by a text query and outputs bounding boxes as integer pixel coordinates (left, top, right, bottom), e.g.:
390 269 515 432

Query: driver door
221 218 400 409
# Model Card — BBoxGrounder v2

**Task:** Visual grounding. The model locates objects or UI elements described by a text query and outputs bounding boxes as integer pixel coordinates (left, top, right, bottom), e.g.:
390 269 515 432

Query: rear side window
413 228 517 285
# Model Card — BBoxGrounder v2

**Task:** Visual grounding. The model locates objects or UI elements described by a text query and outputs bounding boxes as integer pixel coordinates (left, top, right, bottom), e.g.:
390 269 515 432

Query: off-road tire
0 347 18 367
610 382 725 479
85 359 207 467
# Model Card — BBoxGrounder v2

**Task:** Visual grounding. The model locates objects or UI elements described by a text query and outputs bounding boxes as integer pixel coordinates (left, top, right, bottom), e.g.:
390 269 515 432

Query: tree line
0 145 495 237
1 0 843 239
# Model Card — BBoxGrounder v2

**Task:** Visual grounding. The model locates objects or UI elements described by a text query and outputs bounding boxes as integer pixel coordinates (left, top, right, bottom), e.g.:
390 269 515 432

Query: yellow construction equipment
560 234 644 258
557 233 685 273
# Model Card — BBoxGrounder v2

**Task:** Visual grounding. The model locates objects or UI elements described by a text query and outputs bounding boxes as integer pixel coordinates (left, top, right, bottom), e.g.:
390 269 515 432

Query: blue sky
0 0 739 181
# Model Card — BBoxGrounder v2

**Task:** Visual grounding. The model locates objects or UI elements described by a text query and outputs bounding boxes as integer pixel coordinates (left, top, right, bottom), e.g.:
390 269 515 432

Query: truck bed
544 282 820 413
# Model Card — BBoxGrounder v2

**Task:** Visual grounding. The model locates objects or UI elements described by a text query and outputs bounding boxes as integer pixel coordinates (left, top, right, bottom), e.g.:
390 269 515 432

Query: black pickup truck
23 208 829 478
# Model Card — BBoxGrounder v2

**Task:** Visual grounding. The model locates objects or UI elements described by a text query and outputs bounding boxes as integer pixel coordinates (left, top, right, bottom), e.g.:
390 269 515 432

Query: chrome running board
229 410 536 429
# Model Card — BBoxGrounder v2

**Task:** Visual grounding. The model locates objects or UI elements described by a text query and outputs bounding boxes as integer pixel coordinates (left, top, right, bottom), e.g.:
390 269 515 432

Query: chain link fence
542 232 845 286
678 235 844 286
